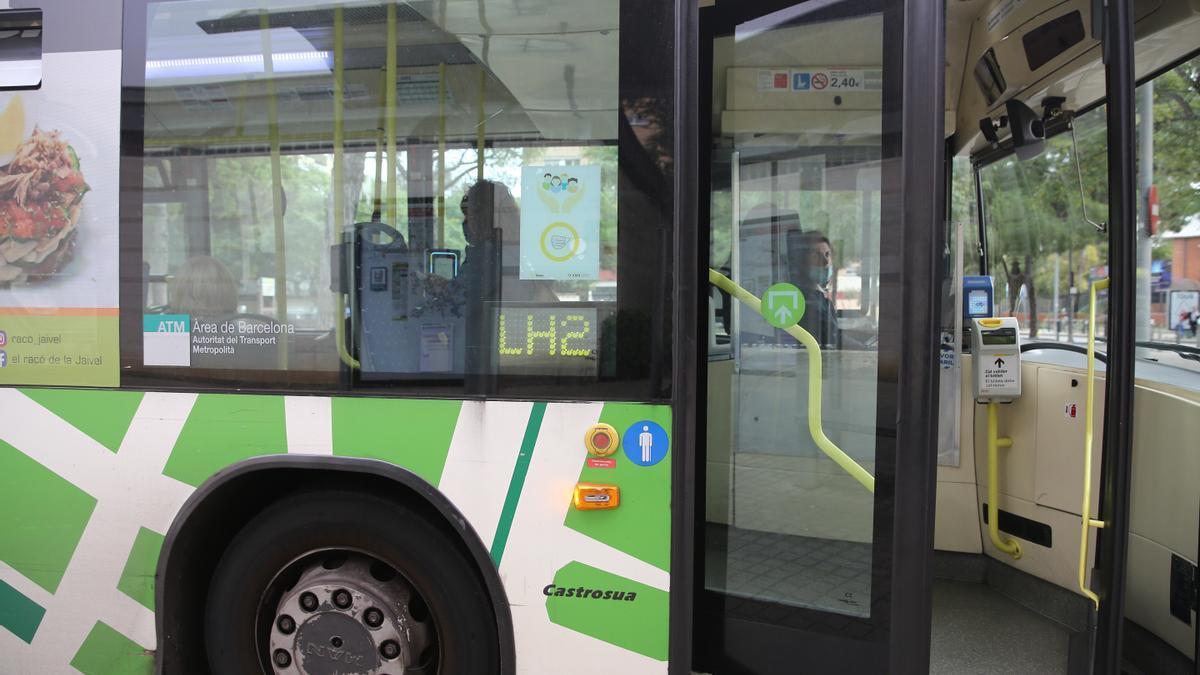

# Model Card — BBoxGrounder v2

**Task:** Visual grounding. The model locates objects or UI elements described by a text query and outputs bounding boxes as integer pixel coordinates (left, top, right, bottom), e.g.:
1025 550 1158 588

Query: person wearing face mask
796 231 840 349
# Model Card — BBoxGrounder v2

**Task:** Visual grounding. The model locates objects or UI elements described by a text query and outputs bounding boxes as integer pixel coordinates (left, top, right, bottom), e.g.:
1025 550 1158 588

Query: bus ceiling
706 0 1200 152
948 0 1200 157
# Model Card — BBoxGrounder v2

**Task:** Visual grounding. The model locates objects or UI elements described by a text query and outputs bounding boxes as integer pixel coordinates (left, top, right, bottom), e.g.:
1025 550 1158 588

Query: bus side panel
0 390 672 674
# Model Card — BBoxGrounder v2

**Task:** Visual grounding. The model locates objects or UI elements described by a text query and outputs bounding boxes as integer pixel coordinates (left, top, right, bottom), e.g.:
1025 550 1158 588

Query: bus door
693 0 943 672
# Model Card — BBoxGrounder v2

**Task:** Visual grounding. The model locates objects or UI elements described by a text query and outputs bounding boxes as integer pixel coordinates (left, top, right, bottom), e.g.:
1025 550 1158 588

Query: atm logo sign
144 315 190 333
143 314 192 367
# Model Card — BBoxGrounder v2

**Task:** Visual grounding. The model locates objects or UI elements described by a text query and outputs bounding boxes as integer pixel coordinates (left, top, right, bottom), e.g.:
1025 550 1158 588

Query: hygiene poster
519 165 601 280
0 51 121 387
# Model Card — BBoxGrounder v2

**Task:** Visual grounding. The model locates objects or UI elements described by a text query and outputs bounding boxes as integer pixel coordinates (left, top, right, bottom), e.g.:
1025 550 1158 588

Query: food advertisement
519 165 601 281
0 51 120 387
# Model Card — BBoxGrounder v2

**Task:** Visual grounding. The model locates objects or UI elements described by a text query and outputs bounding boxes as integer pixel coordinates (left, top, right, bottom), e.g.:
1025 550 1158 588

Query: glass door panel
697 0 931 671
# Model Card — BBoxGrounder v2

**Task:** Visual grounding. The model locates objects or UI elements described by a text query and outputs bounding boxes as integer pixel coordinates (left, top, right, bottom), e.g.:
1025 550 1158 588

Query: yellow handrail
708 269 875 493
1078 277 1109 610
986 402 1022 559
476 67 487 181
437 62 447 245
260 12 289 369
332 7 359 370
372 69 386 215
385 4 398 228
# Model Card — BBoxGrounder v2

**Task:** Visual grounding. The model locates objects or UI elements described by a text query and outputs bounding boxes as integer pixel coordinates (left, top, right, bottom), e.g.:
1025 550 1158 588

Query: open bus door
689 0 944 672
961 0 1168 668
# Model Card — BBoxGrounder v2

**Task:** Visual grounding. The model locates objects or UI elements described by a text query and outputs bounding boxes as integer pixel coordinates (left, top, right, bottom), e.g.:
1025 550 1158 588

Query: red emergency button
584 423 620 457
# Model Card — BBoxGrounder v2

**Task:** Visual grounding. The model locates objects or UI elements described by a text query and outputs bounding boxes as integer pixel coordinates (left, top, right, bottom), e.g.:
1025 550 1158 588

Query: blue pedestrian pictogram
623 420 669 467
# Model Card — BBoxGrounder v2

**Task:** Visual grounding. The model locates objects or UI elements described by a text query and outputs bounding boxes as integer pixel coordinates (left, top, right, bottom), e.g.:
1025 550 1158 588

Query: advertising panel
1168 290 1198 332
0 51 120 386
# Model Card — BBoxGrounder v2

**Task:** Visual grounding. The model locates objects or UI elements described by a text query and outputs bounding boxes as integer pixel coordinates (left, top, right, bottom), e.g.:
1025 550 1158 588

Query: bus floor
701 527 1077 673
703 523 872 617
930 578 1071 674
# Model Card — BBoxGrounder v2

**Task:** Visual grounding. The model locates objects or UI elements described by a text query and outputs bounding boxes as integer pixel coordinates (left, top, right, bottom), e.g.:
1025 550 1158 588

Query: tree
977 103 1110 337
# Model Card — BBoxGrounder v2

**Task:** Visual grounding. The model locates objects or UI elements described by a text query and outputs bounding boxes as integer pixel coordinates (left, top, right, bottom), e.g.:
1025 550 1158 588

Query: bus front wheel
204 490 500 674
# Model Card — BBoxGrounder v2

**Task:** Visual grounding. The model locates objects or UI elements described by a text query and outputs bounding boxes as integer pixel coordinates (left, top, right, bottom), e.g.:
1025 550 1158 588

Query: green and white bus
0 0 1196 673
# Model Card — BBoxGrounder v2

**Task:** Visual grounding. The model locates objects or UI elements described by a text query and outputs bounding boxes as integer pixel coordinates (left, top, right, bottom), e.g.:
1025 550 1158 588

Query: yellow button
584 423 620 457
978 318 1004 327
573 483 620 510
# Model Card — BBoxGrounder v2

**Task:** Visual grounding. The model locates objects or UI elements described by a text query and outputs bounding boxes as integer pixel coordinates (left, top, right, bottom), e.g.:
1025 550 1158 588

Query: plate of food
0 124 89 284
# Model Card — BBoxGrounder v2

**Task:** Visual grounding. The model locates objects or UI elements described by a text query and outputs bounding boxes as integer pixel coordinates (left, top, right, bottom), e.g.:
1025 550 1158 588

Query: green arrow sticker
761 282 805 328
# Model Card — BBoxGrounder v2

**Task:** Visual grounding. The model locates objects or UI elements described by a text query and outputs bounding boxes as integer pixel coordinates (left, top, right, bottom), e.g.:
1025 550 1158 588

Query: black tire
204 489 500 674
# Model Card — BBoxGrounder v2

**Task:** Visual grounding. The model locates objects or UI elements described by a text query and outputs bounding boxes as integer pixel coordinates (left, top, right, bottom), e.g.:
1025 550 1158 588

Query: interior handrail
707 269 876 493
985 402 1022 559
1020 342 1109 364
331 7 360 370
1078 277 1109 610
260 11 289 370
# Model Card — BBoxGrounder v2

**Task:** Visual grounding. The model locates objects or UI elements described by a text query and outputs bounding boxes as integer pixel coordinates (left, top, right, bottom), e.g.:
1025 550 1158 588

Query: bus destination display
495 307 599 376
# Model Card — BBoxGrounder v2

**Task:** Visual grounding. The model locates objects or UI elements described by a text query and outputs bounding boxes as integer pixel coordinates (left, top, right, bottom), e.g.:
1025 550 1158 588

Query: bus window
950 155 980 273
123 0 672 398
1135 54 1200 371
977 104 1109 344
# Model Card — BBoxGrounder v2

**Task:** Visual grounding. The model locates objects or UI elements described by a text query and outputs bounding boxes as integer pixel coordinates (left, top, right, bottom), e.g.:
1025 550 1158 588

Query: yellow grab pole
372 71 385 215
986 402 1022 559
332 7 343 237
437 61 447 245
385 4 398 227
1077 278 1109 609
332 7 359 369
708 269 875 493
476 67 486 181
260 12 288 368
235 81 248 138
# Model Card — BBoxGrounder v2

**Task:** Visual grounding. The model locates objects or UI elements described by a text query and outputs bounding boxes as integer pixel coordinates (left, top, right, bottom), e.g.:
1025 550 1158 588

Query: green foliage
973 54 1200 294
962 55 1200 338
1145 60 1200 230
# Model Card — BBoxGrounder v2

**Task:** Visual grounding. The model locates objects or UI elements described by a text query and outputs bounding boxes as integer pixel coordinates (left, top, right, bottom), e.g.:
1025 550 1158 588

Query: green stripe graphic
117 528 165 611
489 402 547 565
21 389 144 453
332 397 461 486
0 579 44 643
71 621 153 675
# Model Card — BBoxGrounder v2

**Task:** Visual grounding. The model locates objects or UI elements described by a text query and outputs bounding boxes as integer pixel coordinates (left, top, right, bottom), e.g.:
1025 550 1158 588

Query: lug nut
299 592 319 612
363 607 384 628
273 649 291 667
276 615 296 634
332 589 353 609
380 640 401 660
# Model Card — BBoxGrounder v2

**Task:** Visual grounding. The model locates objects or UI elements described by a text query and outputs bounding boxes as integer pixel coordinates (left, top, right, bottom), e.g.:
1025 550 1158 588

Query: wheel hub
291 613 376 672
267 554 431 674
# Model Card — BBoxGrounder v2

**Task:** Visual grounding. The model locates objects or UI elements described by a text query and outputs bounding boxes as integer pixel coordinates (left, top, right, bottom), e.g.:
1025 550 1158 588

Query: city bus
0 0 1195 673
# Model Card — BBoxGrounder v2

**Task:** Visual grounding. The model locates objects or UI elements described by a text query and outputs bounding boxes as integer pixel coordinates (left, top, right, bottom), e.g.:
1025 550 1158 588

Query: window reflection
130 0 669 393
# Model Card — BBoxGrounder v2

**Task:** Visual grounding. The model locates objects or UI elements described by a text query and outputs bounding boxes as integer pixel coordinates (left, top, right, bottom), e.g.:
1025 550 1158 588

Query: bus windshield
972 54 1200 381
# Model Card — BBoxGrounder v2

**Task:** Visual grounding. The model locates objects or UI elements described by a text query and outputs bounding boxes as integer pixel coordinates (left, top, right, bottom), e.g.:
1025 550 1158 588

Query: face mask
809 265 832 286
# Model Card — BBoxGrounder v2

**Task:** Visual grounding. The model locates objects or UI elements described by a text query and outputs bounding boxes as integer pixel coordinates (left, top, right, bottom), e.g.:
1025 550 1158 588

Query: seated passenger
456 179 556 303
167 255 238 318
168 255 284 370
